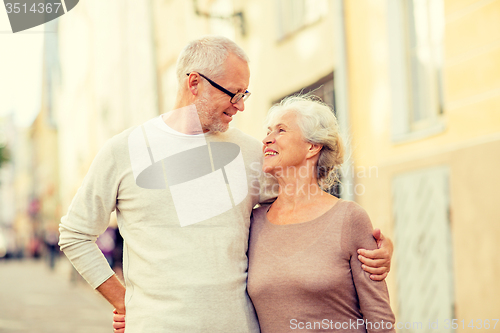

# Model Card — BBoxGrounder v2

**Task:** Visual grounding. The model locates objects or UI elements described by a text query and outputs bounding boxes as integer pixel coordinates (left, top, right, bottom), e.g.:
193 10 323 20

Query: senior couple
59 36 395 332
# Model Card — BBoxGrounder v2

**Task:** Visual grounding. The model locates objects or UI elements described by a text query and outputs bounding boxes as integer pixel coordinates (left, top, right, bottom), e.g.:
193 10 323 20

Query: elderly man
59 36 392 333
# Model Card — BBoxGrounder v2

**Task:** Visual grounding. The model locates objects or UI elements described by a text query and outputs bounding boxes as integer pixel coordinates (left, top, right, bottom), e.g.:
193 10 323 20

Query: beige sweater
247 200 396 333
59 116 275 333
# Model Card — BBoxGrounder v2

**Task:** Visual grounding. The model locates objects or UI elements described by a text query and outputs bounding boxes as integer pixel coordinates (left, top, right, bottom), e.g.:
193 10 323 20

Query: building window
275 0 328 40
388 0 445 141
274 72 334 109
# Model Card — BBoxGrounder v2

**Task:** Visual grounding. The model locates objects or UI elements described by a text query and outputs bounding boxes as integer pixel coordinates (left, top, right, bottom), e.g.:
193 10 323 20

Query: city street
0 258 113 333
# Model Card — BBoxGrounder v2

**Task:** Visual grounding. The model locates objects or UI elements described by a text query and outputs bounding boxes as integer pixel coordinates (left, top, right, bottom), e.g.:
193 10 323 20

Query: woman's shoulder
335 200 376 252
337 199 369 216
332 200 373 234
335 200 373 229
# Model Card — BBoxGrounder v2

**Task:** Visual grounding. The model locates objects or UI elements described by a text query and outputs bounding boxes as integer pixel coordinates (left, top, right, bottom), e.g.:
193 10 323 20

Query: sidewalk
0 258 113 333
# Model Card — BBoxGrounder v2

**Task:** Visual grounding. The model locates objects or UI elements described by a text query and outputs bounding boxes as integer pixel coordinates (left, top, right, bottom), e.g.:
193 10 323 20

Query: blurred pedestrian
96 227 116 268
29 235 42 259
44 227 60 269
111 227 123 281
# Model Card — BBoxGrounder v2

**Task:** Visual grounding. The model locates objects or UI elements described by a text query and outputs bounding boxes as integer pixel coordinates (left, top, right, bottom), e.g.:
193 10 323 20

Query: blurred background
0 0 499 332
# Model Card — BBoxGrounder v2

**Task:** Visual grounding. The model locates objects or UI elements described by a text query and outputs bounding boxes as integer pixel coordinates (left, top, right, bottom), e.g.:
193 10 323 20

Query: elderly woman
246 95 395 333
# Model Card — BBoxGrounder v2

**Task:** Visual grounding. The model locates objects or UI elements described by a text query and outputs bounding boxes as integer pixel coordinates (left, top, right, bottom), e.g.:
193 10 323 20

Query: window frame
387 0 446 143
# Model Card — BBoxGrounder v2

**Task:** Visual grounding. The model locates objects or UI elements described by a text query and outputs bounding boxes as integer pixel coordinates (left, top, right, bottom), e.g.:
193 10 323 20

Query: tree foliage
0 145 9 169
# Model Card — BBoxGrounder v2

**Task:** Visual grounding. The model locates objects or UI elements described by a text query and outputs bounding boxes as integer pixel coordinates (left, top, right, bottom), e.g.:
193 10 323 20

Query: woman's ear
307 143 323 159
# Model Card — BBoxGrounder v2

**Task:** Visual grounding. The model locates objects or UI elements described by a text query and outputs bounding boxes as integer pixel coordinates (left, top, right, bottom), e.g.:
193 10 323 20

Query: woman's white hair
176 35 249 83
265 94 345 190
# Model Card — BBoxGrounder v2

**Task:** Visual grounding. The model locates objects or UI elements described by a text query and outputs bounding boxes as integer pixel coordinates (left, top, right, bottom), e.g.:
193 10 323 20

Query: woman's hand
357 229 393 281
113 309 126 333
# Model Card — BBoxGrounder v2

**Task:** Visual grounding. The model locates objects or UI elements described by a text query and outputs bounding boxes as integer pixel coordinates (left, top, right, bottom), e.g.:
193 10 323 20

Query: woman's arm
347 203 396 333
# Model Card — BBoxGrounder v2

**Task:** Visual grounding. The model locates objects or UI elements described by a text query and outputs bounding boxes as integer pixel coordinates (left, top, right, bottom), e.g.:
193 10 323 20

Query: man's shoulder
225 127 259 141
223 128 262 148
221 128 264 163
104 126 139 150
112 126 138 141
108 115 162 147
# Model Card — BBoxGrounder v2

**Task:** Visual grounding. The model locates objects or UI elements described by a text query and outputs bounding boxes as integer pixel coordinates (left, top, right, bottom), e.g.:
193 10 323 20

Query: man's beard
195 93 230 133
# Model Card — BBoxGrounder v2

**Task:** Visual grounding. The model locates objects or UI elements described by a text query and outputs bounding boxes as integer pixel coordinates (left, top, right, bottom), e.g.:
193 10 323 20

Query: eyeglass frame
186 72 251 104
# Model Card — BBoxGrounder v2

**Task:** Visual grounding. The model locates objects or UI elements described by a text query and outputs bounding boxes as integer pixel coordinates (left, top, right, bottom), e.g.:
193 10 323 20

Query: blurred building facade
4 0 497 330
0 114 31 258
51 0 159 211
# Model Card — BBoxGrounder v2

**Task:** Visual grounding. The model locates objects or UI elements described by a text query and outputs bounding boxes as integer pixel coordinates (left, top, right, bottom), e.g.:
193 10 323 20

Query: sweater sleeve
58 139 120 289
346 203 396 333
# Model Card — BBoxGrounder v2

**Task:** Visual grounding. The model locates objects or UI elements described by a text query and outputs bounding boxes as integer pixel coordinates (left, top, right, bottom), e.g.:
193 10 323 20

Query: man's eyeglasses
186 72 251 104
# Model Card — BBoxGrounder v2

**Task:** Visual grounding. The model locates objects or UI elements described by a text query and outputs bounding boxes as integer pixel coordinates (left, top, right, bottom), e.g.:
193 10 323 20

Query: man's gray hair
176 35 249 83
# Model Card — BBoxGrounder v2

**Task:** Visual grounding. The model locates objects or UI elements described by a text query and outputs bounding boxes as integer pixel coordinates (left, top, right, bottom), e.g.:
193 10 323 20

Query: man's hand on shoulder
357 228 393 281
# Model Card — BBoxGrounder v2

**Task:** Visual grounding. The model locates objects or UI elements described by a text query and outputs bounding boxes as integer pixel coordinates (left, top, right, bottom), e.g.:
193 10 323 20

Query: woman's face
261 110 312 176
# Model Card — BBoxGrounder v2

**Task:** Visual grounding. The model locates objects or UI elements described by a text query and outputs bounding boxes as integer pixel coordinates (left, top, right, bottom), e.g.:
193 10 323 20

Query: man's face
195 53 250 133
